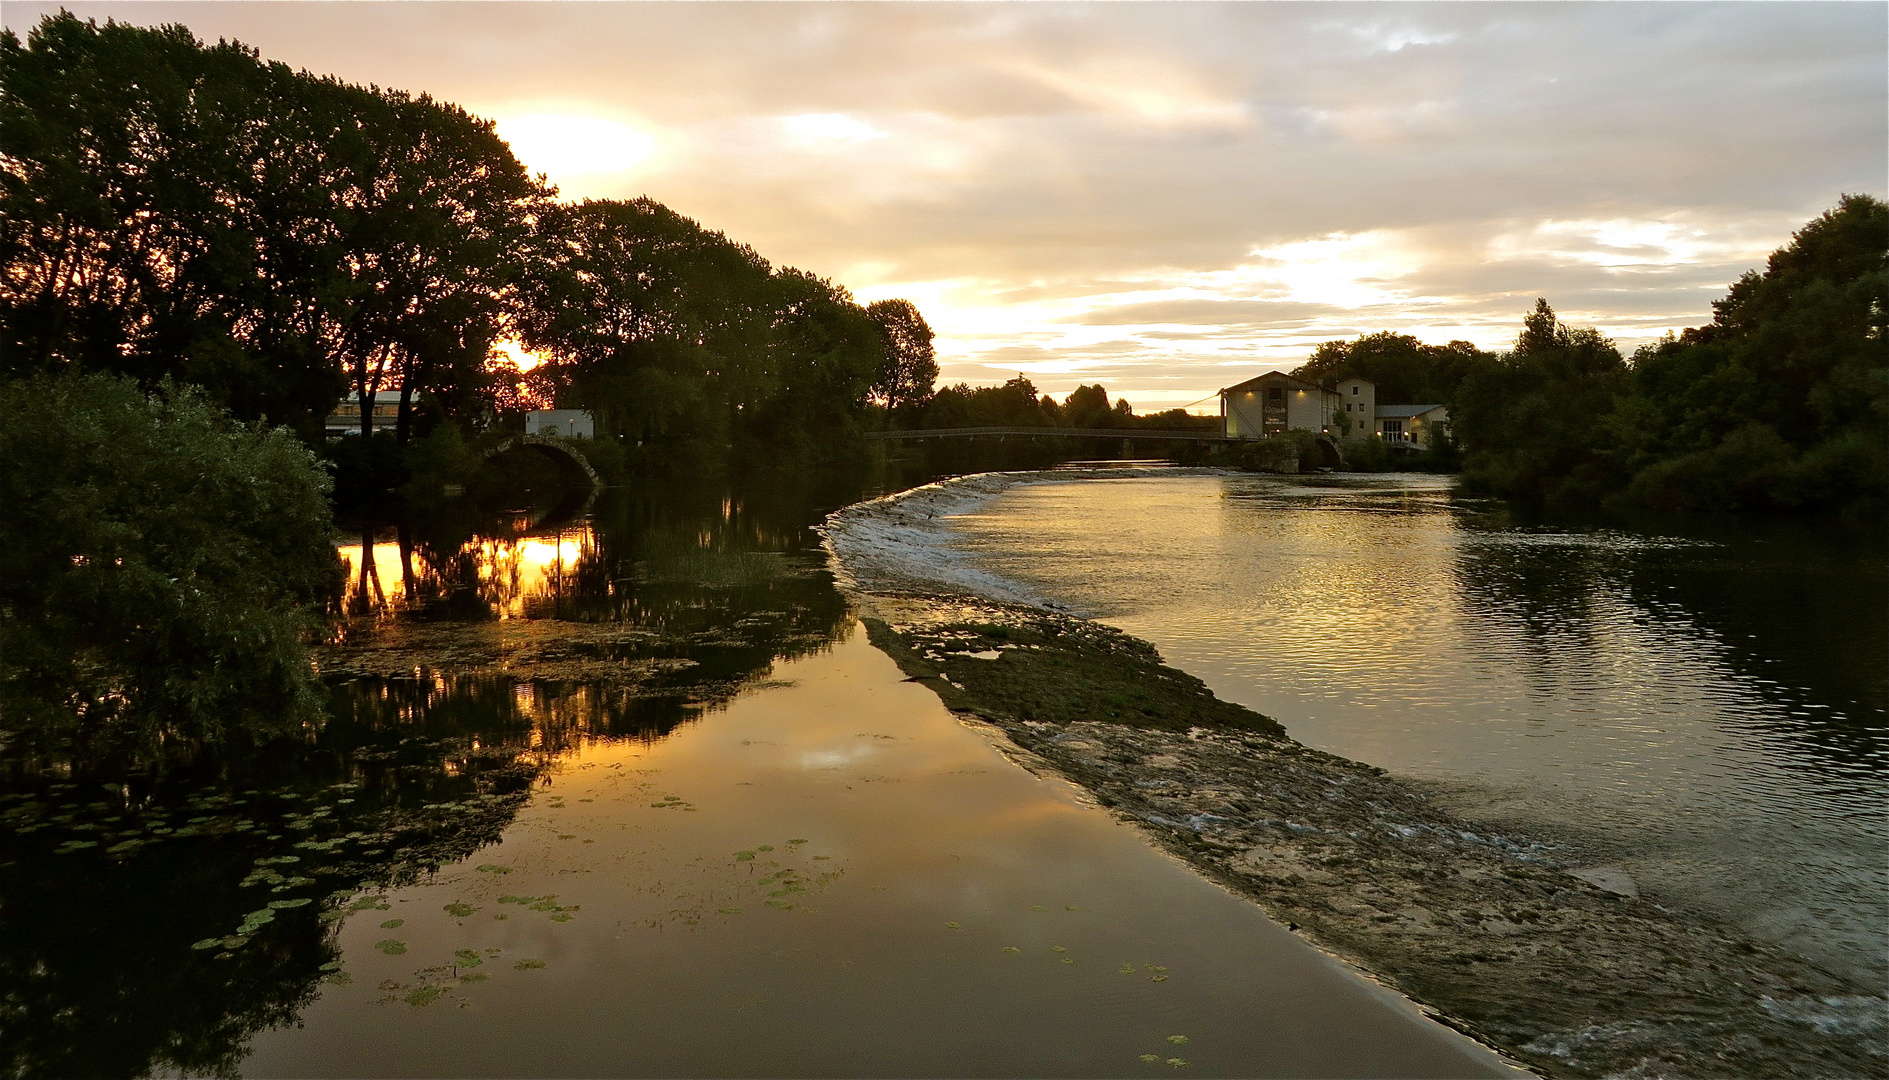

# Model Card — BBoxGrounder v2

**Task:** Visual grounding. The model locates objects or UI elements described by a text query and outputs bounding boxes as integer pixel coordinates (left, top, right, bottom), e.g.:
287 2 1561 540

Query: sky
8 2 1884 411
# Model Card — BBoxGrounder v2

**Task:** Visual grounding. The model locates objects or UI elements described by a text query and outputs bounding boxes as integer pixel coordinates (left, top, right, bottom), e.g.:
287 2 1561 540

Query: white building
525 409 595 439
324 391 401 438
1219 372 1448 448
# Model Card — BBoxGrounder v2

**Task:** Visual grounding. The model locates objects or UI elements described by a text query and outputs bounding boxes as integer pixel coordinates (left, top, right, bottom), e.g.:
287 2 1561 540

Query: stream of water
941 472 1889 989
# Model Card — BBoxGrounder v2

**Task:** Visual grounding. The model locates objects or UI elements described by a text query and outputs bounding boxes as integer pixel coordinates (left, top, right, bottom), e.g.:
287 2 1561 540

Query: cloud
9 1 1882 407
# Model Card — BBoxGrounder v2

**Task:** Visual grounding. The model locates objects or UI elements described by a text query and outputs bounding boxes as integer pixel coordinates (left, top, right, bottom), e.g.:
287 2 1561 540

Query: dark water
0 473 1509 1079
945 472 1889 988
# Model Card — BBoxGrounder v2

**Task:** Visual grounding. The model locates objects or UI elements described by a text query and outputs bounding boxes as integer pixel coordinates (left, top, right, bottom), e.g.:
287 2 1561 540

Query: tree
865 299 938 412
0 372 341 762
0 14 551 443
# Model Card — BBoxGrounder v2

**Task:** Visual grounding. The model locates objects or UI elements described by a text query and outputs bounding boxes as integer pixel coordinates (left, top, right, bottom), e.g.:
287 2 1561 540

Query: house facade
1219 372 1448 448
324 391 402 438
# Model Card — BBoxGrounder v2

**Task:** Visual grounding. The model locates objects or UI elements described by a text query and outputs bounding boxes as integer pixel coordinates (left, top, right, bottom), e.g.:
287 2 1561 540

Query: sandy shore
822 470 1886 1080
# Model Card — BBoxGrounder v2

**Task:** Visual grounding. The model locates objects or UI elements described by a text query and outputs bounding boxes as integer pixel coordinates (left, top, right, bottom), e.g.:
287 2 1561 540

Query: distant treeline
0 13 934 471
904 376 1218 432
1290 195 1887 518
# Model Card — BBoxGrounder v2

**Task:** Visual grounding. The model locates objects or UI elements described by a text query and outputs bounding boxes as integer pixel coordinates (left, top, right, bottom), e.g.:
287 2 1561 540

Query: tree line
1287 195 1886 518
0 13 936 470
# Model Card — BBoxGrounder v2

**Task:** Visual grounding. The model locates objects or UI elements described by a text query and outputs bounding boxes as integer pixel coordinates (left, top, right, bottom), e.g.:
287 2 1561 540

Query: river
0 475 1511 1078
938 471 1888 989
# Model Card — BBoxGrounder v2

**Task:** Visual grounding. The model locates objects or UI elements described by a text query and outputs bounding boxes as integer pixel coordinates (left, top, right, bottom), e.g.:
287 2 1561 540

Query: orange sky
10 2 1883 411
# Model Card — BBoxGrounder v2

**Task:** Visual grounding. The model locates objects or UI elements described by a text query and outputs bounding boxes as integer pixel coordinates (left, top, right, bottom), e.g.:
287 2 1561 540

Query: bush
0 373 341 763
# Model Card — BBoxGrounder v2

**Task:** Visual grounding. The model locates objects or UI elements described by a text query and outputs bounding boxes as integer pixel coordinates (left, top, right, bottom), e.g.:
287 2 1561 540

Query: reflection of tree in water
1451 506 1887 777
0 692 549 1079
3 474 869 1077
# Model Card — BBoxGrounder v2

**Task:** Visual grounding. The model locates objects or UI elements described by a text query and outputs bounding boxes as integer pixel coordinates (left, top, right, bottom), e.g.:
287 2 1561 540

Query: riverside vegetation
1 10 1883 1079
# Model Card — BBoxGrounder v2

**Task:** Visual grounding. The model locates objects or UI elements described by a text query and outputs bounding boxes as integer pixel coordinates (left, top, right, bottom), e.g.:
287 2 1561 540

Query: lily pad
1050 946 1067 953
267 898 312 910
190 938 223 951
404 985 445 1007
549 912 574 922
1002 946 1020 953
718 907 743 915
1167 1035 1189 1045
514 958 547 970
474 864 512 874
380 919 404 929
453 949 483 967
1166 1058 1188 1068
1030 905 1049 912
443 902 478 918
945 922 961 930
1140 1054 1161 1064
375 939 407 955
1149 974 1169 982
734 851 756 862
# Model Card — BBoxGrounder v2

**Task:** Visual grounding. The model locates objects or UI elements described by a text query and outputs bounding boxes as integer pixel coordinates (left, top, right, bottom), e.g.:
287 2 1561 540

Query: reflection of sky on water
946 473 1888 984
242 630 1509 1079
339 528 595 621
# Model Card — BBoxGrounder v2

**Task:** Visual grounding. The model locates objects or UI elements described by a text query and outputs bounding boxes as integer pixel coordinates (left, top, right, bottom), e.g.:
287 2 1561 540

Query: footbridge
864 426 1236 443
482 434 602 492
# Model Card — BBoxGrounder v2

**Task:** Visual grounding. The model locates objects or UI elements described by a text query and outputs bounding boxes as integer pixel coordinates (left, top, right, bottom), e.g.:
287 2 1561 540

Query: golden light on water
338 527 596 620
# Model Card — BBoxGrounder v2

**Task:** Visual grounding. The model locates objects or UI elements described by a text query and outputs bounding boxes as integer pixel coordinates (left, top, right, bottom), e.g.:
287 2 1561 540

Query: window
1351 385 1359 395
1267 387 1284 402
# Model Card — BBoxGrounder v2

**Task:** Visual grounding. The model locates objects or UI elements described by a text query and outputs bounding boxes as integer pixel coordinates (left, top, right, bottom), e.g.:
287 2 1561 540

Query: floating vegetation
375 939 407 955
1167 1035 1189 1045
557 834 576 840
1140 1054 1161 1063
1149 974 1169 983
350 895 392 912
549 912 574 922
459 971 490 983
1066 905 1081 911
403 986 445 1007
453 949 483 968
1031 905 1048 912
266 898 311 910
718 906 743 915
1002 946 1020 953
190 938 222 951
381 919 404 929
945 922 961 930
474 864 512 874
514 959 547 970
1120 964 1137 974
443 902 478 917
1166 1058 1188 1068
734 851 756 861
787 838 807 845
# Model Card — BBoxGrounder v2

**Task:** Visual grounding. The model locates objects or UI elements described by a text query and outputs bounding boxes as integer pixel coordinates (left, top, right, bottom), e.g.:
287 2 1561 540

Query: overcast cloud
9 2 1883 409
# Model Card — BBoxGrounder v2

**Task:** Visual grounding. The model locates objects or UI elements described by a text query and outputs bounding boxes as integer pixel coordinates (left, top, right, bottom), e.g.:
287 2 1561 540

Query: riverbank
822 470 1886 1080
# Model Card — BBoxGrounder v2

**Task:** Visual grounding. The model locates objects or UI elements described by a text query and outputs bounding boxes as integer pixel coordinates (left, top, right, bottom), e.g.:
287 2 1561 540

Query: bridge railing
864 426 1236 442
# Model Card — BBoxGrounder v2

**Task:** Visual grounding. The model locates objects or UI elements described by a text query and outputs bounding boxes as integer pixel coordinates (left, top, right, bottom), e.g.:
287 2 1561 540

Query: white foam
819 466 1224 609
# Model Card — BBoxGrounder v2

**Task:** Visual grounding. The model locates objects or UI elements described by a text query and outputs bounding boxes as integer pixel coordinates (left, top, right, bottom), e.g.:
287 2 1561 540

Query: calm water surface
945 472 1889 986
1 477 1508 1078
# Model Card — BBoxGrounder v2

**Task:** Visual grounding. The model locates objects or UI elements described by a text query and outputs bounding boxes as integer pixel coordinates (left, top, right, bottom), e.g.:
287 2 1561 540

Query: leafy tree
0 372 341 763
1292 332 1494 406
0 14 550 444
865 299 938 412
1453 300 1627 505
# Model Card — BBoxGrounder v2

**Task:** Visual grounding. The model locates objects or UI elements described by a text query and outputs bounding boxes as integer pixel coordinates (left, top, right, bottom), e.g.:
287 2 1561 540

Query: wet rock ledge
857 594 1884 1080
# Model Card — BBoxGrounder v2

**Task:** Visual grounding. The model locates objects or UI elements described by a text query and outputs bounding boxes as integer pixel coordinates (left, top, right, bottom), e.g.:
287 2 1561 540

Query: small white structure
1375 404 1450 448
525 409 595 439
324 391 402 438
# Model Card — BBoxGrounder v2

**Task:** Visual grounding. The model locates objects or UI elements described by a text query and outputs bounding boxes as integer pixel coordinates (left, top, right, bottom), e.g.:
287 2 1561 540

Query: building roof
1220 371 1328 395
1374 404 1446 419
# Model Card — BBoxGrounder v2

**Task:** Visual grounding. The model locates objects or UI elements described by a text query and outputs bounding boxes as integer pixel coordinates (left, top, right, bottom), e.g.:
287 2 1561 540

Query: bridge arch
481 434 602 492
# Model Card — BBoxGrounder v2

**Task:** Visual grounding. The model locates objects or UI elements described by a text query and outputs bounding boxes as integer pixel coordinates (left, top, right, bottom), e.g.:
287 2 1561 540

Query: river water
940 471 1889 988
0 476 1511 1078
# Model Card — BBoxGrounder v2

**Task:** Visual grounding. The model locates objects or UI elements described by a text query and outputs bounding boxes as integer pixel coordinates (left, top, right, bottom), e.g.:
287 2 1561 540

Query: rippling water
945 472 1889 985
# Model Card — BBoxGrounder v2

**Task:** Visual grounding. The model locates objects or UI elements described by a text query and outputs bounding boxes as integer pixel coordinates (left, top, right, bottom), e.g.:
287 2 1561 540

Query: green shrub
0 373 341 763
